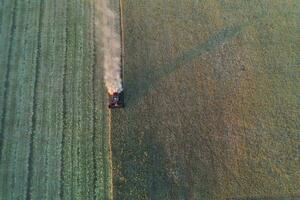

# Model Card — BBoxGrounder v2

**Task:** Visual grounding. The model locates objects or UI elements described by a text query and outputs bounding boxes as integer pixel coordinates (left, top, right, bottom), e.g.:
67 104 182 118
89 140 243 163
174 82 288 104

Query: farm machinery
108 91 125 109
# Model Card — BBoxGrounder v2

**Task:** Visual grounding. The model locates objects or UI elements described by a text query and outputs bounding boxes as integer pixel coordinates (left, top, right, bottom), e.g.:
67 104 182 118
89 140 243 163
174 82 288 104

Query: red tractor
108 91 125 109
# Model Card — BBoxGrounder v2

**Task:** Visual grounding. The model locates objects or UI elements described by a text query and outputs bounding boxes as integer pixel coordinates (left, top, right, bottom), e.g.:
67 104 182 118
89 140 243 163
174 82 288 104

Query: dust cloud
97 0 123 94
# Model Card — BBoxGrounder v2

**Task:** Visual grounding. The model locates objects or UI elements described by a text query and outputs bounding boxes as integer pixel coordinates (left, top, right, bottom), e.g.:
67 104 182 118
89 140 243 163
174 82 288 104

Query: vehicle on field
108 91 124 108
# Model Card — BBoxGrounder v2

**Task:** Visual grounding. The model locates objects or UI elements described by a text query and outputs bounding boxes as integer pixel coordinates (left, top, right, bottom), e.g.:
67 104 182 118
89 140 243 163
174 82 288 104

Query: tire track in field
92 1 97 198
108 109 113 200
0 0 17 162
26 0 45 199
60 0 68 198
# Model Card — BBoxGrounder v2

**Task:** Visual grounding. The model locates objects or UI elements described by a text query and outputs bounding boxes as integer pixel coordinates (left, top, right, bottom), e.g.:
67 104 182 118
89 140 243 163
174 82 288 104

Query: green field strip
0 0 41 199
61 0 74 197
0 0 3 34
28 0 65 199
62 0 102 199
0 0 111 199
0 0 29 199
47 0 67 199
75 1 95 198
16 1 44 199
29 0 53 198
47 0 67 198
70 0 86 198
62 0 80 197
25 0 45 199
0 0 17 161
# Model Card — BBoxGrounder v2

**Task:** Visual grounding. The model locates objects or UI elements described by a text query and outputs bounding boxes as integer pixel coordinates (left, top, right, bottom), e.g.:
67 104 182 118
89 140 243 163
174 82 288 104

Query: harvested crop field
0 0 300 200
112 0 300 199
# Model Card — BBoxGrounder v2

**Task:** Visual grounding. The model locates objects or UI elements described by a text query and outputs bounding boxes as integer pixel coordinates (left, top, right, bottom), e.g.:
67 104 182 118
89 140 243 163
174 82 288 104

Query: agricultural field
0 0 111 199
112 0 300 199
0 0 300 200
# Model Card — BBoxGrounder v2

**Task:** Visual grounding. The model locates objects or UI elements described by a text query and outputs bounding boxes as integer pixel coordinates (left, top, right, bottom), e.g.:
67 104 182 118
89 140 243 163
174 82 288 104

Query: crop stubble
111 0 300 199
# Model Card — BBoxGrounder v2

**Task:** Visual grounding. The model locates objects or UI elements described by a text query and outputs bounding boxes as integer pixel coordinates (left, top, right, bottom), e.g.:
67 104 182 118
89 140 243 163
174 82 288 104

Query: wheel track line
108 109 113 200
60 0 68 198
26 0 45 199
92 1 97 199
33 1 56 198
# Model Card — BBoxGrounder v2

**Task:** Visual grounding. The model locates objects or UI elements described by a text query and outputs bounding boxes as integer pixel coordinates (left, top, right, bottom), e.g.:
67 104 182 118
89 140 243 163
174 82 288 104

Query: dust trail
97 0 123 95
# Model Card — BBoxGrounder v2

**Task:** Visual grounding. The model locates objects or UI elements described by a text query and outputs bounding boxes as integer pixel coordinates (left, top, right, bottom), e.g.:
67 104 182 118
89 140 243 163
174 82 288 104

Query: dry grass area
112 0 300 199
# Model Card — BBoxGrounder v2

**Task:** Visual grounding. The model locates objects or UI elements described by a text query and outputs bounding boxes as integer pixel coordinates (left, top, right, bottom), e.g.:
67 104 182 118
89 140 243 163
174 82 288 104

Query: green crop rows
0 0 111 199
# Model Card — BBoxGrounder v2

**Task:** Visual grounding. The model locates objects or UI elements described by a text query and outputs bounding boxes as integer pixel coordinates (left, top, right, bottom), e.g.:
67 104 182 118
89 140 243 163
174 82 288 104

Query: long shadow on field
112 122 192 199
124 24 244 108
112 24 246 200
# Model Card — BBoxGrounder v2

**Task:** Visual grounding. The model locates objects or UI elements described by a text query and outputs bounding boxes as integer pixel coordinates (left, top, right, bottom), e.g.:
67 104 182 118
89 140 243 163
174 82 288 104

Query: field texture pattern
0 0 111 199
112 0 300 200
0 0 300 200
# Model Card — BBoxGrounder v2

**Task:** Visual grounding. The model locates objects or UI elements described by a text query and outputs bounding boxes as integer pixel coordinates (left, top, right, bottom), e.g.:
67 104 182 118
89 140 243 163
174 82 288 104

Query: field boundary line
92 1 97 199
60 0 69 198
108 109 113 200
